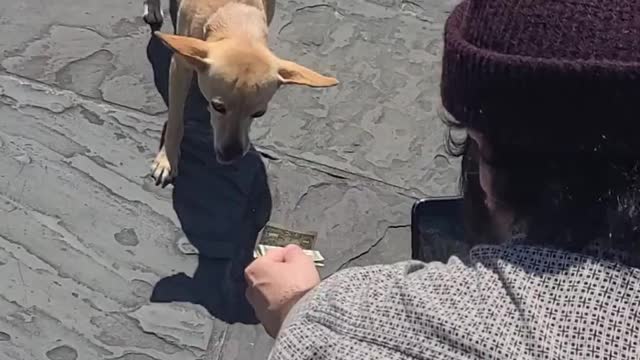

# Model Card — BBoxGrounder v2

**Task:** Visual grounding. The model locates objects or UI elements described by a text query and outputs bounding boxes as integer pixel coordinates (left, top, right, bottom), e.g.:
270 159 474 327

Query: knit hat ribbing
441 0 640 153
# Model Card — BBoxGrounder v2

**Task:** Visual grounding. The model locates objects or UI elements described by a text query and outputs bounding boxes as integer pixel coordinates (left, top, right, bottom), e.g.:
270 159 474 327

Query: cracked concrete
0 0 460 358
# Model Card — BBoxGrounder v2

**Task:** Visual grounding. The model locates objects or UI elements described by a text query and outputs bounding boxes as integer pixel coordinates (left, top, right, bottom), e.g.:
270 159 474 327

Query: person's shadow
144 4 272 324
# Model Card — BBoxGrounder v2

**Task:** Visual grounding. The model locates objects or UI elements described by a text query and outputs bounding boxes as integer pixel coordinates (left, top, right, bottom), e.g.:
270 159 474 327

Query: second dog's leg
170 0 180 32
152 56 192 187
143 0 164 26
263 0 275 25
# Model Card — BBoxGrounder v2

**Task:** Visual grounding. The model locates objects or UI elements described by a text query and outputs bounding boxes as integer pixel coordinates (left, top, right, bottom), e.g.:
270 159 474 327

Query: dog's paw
151 149 177 188
142 1 164 27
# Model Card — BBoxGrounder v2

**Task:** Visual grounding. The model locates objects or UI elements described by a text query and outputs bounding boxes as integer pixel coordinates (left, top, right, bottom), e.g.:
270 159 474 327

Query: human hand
245 244 320 337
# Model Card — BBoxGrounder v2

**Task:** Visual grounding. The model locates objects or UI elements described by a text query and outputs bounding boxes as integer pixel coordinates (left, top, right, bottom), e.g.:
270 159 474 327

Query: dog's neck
204 3 268 44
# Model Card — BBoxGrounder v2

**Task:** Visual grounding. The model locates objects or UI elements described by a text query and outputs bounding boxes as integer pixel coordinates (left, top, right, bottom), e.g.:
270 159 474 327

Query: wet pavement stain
45 345 78 360
114 228 140 247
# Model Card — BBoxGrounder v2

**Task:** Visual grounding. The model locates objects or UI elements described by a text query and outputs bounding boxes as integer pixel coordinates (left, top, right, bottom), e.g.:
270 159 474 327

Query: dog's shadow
145 13 271 324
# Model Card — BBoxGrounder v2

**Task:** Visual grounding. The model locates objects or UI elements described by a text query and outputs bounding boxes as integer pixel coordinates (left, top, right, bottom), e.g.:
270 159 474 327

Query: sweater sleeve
268 260 448 360
269 245 640 360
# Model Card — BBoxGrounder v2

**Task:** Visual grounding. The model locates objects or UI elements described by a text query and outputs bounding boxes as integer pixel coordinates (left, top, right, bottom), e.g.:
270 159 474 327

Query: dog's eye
252 110 266 118
210 100 226 114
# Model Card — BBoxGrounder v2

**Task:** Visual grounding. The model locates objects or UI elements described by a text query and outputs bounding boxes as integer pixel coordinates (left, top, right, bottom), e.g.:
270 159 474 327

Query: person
245 0 640 358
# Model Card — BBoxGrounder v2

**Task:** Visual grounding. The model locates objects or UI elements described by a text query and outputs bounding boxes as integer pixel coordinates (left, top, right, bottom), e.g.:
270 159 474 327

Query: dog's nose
216 143 244 163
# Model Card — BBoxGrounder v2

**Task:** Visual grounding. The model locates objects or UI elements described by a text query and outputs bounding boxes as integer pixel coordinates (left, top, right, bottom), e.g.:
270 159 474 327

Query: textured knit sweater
268 245 640 359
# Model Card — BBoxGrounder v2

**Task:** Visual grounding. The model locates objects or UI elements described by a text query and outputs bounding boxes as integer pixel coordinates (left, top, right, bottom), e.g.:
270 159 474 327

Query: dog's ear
154 32 210 71
277 60 338 88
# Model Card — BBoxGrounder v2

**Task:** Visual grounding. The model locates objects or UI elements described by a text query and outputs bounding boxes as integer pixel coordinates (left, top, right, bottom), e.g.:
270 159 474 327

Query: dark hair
443 110 640 256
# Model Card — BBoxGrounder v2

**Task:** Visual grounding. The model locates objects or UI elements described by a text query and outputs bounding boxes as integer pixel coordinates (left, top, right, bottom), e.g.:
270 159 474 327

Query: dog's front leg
152 56 192 187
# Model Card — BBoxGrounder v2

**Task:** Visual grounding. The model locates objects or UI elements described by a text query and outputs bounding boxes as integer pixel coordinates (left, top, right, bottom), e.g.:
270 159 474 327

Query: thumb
283 244 310 262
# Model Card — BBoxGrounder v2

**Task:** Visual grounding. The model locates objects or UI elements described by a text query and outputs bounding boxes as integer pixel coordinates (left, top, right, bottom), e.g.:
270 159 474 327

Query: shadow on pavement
144 19 272 324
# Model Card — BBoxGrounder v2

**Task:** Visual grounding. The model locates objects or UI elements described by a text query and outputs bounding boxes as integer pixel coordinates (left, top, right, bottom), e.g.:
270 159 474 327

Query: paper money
253 224 324 266
258 223 317 250
254 222 324 266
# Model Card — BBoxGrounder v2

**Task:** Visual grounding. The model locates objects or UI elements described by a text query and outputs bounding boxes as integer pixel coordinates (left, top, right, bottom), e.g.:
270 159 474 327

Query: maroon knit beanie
441 0 640 154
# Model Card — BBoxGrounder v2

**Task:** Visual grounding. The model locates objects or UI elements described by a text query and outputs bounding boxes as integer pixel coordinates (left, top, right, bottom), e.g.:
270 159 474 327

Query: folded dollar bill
258 223 317 250
254 244 325 267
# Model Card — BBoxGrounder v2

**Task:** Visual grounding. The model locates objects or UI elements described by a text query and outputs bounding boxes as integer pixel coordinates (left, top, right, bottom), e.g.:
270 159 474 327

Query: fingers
283 244 302 252
245 246 286 283
263 246 288 262
283 244 314 264
244 261 260 284
282 244 303 258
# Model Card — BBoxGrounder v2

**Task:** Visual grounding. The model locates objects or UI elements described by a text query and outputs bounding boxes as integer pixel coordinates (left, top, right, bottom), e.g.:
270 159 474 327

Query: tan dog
146 0 338 187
